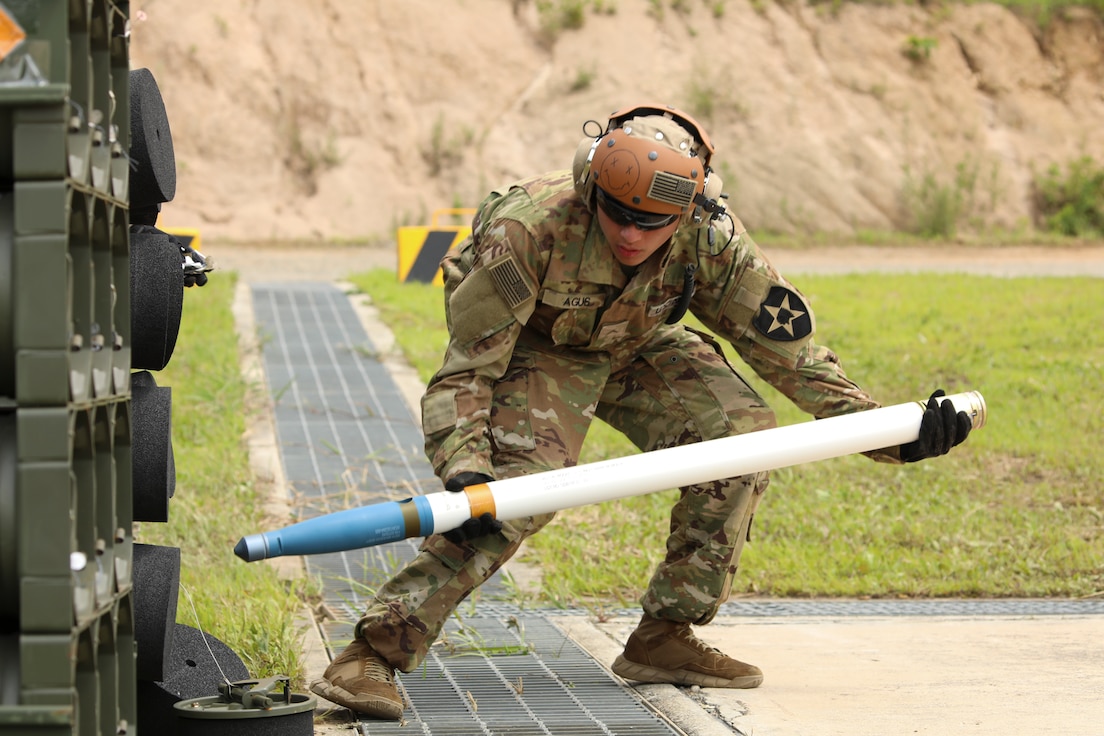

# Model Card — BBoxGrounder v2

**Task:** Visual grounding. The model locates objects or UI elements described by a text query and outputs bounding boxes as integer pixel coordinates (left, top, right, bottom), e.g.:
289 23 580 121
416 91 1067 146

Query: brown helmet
573 103 716 217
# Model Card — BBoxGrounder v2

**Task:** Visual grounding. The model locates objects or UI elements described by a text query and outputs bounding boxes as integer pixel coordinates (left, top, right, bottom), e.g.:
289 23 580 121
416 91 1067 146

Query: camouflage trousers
358 326 775 673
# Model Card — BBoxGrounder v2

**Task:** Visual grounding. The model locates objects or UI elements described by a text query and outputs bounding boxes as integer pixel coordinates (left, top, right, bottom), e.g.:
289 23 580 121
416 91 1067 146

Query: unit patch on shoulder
752 286 812 341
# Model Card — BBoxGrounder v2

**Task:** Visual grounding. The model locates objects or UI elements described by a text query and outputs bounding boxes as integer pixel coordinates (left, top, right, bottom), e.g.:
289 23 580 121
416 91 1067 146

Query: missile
234 391 986 562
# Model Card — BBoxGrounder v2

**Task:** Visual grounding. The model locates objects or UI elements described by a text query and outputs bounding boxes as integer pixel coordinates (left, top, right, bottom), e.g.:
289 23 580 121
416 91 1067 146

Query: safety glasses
596 189 678 231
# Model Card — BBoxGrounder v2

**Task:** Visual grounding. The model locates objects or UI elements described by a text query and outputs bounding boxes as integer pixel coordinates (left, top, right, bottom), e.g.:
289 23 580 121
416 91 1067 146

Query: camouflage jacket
420 170 899 482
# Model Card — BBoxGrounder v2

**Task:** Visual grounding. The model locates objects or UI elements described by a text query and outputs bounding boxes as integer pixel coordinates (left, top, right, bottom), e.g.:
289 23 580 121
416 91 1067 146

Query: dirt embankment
129 1 1104 244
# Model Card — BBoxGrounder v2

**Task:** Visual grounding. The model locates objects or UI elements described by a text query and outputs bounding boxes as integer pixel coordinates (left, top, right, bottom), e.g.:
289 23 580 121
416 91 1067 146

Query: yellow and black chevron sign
397 209 475 286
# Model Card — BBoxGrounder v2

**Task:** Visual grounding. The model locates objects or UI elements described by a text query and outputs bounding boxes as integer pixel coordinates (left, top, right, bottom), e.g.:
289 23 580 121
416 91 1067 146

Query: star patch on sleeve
752 285 813 341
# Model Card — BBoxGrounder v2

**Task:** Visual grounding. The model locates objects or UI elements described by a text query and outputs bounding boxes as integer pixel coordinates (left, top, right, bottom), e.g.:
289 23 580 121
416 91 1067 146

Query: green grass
133 274 311 686
346 268 1104 607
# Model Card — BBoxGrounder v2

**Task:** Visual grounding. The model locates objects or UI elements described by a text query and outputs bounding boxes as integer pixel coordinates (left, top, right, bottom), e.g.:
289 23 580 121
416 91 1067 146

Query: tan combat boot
310 638 405 719
611 615 763 688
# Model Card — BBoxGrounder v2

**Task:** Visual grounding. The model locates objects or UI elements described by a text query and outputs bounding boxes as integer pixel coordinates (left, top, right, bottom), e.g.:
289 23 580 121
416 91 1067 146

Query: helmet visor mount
595 188 678 231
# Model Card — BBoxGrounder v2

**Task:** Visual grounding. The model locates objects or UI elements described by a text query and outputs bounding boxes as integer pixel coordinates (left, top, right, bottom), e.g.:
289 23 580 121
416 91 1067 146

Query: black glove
442 472 502 544
900 390 973 463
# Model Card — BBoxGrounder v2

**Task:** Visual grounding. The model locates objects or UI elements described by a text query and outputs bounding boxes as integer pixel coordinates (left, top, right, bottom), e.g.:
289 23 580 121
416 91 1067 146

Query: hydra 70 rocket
234 391 986 563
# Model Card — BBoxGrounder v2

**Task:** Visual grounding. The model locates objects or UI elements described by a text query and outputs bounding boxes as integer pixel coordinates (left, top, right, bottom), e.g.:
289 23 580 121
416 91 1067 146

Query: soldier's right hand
900 390 972 463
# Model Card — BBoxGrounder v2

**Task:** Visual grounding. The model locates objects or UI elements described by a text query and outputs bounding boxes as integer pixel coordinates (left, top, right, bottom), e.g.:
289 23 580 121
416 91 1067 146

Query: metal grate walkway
251 283 682 735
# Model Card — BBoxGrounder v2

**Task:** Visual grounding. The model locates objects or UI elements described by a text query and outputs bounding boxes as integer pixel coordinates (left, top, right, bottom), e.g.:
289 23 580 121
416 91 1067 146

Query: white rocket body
234 391 986 562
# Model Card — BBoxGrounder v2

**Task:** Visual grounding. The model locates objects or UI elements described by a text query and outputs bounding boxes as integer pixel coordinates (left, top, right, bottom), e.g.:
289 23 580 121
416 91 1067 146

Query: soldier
310 103 972 719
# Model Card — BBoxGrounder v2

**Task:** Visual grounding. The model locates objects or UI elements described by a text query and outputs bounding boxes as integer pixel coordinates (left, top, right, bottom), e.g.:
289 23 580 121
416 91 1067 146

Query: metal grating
251 283 684 735
251 284 515 628
357 616 679 736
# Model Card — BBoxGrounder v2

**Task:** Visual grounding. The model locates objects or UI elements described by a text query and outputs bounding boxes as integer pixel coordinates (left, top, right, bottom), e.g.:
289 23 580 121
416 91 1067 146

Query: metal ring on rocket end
943 390 987 430
965 390 987 429
234 534 268 562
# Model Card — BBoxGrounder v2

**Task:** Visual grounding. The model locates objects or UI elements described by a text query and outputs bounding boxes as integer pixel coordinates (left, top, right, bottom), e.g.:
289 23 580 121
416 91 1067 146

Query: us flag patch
488 255 532 309
753 286 812 341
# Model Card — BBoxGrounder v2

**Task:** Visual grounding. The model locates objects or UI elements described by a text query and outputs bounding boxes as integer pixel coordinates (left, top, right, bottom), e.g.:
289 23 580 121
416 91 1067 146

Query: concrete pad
562 613 1104 735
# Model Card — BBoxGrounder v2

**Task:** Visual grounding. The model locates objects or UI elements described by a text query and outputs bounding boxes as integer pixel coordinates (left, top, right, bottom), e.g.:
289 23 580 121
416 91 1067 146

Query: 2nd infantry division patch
753 285 813 341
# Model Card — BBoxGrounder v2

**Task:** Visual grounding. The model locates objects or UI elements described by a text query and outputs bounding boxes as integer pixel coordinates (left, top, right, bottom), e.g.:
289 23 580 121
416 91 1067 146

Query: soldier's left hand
900 389 972 463
442 472 502 543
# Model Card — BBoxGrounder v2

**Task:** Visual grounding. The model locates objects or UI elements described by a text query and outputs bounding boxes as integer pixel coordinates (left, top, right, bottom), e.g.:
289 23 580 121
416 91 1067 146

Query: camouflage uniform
358 170 900 673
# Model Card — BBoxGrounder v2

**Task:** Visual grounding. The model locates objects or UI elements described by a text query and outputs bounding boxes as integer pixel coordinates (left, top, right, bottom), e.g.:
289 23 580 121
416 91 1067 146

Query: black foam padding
129 68 176 210
132 371 176 522
130 226 184 371
137 624 250 735
133 544 181 682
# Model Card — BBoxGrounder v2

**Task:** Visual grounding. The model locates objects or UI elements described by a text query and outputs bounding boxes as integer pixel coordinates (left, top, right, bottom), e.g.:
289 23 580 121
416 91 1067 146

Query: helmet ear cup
572 136 601 203
703 170 724 203
688 170 727 225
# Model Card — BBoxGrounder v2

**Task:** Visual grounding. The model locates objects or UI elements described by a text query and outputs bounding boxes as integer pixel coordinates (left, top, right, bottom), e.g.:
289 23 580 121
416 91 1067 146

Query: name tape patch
541 290 606 310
